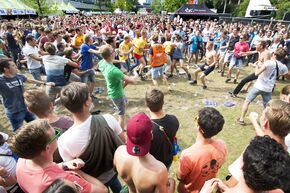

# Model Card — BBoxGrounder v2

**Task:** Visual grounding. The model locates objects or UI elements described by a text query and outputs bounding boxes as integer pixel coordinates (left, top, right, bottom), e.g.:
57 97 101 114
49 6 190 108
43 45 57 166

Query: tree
114 0 137 11
162 0 187 12
151 0 162 14
273 0 290 19
20 0 57 16
233 0 249 17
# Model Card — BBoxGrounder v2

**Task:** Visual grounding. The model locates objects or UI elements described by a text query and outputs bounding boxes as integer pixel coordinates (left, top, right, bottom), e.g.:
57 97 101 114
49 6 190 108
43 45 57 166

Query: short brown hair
63 47 73 59
265 99 290 137
60 82 89 113
100 45 112 60
274 48 287 61
9 119 51 159
145 88 164 112
152 34 159 42
44 42 56 55
24 89 52 118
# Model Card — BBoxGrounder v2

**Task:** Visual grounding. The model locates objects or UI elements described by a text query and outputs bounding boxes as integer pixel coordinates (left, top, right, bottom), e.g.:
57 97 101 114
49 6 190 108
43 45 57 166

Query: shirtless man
114 113 175 193
189 41 217 89
229 40 271 97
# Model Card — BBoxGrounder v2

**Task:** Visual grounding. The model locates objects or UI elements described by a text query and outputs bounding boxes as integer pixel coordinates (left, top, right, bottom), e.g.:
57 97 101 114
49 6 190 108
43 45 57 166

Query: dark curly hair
197 107 224 138
243 136 290 191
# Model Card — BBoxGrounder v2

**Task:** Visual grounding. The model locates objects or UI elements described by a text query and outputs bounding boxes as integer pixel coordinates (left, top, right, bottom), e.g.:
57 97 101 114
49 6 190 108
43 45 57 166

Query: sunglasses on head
47 128 62 145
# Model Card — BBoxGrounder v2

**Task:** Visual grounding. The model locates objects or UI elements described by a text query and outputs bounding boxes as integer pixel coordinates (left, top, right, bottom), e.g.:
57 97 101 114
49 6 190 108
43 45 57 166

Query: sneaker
237 118 245 125
225 78 231 83
233 79 237 84
168 74 173 78
228 92 238 98
189 80 197 85
187 73 192 80
203 85 207 89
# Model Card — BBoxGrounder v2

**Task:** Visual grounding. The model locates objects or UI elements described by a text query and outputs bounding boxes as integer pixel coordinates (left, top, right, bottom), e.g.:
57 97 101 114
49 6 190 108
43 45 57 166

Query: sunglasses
47 129 62 145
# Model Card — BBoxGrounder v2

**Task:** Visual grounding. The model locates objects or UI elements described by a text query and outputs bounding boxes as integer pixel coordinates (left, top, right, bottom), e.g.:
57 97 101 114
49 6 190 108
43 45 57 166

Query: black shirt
150 114 179 168
228 35 240 51
5 32 19 49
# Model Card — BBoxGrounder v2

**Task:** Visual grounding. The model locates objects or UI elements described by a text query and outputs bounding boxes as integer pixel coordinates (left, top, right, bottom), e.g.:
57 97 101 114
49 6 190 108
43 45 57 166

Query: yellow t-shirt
133 37 147 56
119 41 131 61
74 34 84 47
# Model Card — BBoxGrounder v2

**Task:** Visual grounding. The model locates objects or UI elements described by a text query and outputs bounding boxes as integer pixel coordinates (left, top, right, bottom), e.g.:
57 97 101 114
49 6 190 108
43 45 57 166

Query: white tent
245 0 276 17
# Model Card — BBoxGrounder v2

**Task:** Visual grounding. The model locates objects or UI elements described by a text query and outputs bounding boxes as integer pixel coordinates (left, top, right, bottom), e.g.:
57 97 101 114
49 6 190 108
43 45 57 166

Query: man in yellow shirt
133 30 148 80
73 28 84 50
119 35 133 73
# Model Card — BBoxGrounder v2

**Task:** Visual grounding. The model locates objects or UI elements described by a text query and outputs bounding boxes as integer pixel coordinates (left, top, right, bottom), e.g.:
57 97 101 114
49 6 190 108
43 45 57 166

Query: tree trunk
238 0 241 5
37 0 43 15
223 0 227 13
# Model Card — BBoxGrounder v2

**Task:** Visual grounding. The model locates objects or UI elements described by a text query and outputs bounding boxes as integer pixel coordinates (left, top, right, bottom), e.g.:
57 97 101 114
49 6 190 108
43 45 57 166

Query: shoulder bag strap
151 121 173 150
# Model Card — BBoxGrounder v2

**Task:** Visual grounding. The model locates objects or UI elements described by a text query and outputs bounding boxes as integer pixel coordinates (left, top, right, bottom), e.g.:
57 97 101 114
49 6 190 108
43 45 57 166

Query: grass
0 63 289 186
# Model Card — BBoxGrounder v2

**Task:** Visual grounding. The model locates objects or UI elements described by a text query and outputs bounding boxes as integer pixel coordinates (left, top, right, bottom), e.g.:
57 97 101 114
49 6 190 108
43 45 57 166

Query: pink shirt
16 158 91 193
233 42 250 57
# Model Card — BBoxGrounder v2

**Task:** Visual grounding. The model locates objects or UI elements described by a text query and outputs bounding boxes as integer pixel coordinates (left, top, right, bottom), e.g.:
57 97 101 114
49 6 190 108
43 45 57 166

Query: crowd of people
0 13 289 193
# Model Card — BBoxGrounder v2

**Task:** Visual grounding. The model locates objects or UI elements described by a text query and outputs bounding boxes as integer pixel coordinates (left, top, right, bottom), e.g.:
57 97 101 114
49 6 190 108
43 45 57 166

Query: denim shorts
112 96 127 116
229 56 243 69
6 110 35 131
151 65 164 79
246 87 272 107
29 66 46 80
80 69 96 83
224 52 233 63
121 60 131 72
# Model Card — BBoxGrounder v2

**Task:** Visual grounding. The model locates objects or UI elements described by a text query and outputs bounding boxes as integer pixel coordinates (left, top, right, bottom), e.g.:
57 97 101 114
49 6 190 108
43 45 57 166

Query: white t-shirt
254 60 288 92
22 44 42 69
57 114 122 161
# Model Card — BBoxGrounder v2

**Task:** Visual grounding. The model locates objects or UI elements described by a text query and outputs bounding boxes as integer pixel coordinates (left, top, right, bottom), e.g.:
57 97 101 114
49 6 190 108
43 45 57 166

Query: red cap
126 113 152 156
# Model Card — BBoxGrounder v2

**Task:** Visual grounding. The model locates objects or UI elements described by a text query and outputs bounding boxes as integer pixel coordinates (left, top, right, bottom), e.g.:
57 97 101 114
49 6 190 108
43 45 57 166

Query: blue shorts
112 96 127 116
80 69 96 83
229 56 243 69
246 87 272 107
151 65 164 79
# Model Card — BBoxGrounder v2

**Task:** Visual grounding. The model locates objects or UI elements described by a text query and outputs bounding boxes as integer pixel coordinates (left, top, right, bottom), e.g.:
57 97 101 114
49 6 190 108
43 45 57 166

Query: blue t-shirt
191 36 198 51
80 44 97 70
0 74 27 114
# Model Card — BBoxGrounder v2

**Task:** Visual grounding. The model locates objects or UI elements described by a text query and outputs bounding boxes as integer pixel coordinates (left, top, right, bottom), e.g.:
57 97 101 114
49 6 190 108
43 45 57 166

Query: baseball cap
126 113 152 156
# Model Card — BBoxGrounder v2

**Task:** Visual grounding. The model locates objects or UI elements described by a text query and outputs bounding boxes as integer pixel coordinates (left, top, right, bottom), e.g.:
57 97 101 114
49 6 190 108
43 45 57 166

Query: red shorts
134 53 143 60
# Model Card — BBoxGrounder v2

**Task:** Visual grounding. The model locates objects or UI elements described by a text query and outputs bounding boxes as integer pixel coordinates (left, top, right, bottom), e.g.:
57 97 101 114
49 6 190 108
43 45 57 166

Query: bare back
206 49 216 65
114 146 168 193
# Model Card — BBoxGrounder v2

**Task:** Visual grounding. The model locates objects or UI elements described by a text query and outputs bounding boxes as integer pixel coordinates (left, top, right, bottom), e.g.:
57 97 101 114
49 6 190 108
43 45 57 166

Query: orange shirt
177 140 227 193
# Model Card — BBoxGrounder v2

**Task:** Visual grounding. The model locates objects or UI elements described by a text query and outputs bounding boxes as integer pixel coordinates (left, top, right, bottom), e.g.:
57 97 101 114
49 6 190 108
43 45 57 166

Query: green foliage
162 0 187 12
274 0 290 20
114 0 138 11
233 0 249 17
151 0 162 14
20 0 58 16
231 0 290 19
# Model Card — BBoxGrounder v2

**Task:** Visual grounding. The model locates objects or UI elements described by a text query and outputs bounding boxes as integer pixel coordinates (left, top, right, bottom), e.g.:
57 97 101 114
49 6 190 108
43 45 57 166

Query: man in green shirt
99 45 137 129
